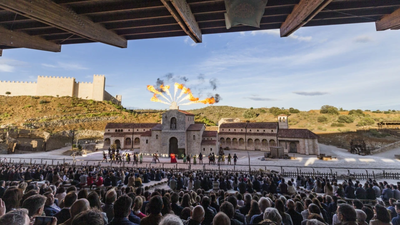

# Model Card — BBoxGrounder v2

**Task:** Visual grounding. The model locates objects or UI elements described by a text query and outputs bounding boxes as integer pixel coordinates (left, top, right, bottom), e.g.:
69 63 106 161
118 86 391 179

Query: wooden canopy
0 0 399 53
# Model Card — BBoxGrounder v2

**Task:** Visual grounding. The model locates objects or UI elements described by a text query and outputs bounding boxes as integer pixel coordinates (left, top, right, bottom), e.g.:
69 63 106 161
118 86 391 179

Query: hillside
1 96 400 135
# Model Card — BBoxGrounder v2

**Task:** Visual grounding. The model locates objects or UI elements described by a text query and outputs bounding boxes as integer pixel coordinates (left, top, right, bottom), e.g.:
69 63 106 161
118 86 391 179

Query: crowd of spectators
0 162 399 225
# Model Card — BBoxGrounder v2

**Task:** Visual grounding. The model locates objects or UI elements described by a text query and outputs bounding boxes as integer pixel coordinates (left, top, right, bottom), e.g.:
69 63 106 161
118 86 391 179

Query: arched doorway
232 138 238 146
134 138 140 144
125 138 131 146
170 117 177 130
114 139 121 149
104 138 110 146
169 137 178 155
289 142 298 153
269 139 276 146
220 138 225 144
239 138 244 146
226 138 231 146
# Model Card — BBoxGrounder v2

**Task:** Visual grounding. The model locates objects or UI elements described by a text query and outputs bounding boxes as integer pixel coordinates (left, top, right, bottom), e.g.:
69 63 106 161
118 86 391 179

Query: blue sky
1 22 400 111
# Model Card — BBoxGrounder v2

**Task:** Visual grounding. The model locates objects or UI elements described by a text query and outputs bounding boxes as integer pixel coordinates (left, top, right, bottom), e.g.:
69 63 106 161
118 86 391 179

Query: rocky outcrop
23 116 117 129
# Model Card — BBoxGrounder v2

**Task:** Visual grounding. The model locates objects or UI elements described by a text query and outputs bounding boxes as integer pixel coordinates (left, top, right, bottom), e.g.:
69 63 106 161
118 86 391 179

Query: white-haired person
159 214 184 225
262 208 282 225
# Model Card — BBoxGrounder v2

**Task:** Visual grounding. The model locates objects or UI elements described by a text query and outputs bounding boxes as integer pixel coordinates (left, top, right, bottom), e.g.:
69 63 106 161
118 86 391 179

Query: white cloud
0 58 27 72
41 62 88 70
354 35 374 43
239 32 246 36
0 64 14 72
251 29 312 41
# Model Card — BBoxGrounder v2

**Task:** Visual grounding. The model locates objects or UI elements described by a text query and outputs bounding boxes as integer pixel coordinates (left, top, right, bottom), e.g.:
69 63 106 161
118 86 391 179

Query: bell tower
278 114 289 129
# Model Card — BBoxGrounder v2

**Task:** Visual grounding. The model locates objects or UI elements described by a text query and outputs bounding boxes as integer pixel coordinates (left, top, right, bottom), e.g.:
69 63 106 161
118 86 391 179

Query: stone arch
226 138 231 145
220 137 225 144
104 138 110 146
262 139 268 146
170 117 177 130
125 138 131 146
114 139 121 149
232 138 238 145
247 138 253 146
169 137 178 155
239 138 244 146
255 139 261 146
269 139 276 146
134 137 140 144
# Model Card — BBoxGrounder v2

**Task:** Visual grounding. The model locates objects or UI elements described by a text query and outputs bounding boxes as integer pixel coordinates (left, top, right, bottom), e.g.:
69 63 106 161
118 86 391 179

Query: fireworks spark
148 82 217 109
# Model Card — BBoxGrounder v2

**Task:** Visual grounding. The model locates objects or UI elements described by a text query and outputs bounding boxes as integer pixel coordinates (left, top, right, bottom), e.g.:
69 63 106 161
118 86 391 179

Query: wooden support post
376 8 400 31
281 0 332 37
0 0 126 48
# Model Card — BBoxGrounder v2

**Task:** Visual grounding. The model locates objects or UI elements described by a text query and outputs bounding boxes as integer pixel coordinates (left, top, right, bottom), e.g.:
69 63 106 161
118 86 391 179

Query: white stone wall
36 76 75 97
0 81 37 96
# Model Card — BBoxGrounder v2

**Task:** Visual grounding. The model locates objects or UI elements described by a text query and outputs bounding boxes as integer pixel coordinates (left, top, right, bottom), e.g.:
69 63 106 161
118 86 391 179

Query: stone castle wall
0 75 119 104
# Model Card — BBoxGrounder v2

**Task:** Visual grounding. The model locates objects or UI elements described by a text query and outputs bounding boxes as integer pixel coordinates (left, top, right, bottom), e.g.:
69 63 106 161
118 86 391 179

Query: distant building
104 110 218 156
103 112 319 156
218 114 319 155
0 75 121 104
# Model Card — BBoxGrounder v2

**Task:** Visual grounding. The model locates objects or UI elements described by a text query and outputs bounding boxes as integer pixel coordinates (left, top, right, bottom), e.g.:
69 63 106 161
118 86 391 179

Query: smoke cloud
209 78 218 90
155 78 164 92
214 94 221 103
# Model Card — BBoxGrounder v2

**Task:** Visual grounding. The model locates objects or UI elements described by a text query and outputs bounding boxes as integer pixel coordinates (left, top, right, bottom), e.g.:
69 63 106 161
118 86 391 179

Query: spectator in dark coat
201 196 215 225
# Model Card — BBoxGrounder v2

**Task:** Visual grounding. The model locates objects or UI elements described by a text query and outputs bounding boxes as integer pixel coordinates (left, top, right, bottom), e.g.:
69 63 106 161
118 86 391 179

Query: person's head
0 180 5 187
159 214 184 225
114 195 133 218
133 196 143 211
395 202 400 213
148 195 163 215
192 205 205 223
362 206 374 223
352 199 363 209
87 192 101 209
3 187 23 212
64 192 78 208
263 207 282 225
171 192 179 204
308 203 321 215
0 209 30 225
287 199 295 210
71 209 105 225
44 191 55 206
21 194 46 217
78 189 88 199
104 189 117 205
180 207 192 220
355 209 367 224
220 201 235 219
70 199 90 219
244 193 252 204
227 196 238 209
201 196 211 208
337 204 357 222
374 204 391 223
258 197 270 213
248 200 260 216
213 212 231 225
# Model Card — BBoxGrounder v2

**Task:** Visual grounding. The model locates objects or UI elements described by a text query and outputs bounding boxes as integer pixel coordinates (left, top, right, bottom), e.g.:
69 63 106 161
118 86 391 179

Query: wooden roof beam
0 0 127 48
376 7 400 31
0 26 60 52
160 0 202 43
280 0 332 37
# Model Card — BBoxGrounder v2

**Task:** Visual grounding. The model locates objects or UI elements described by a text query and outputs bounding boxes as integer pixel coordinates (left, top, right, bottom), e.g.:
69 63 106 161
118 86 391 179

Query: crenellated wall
36 76 75 97
0 81 37 96
0 75 121 104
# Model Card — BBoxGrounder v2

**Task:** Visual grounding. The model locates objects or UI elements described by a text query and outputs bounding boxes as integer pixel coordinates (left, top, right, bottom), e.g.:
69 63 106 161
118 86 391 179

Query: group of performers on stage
170 152 238 165
103 148 143 164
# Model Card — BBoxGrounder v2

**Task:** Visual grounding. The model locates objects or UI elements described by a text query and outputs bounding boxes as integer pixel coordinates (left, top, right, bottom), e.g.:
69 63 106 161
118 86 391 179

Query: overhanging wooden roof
0 0 399 54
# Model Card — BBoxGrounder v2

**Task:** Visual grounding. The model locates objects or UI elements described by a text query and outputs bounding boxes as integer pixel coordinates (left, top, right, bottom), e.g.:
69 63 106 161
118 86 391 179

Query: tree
337 115 354 123
289 107 300 113
317 116 328 123
243 109 258 119
348 109 364 117
5 91 11 96
320 105 339 115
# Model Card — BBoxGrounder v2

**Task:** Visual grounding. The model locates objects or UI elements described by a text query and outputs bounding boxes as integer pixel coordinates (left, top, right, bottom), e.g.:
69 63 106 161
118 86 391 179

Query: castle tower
278 114 289 129
92 75 105 101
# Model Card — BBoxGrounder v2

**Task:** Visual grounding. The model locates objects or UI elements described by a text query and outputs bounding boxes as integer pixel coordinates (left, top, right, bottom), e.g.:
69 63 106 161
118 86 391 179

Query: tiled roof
151 124 163 131
178 110 195 116
218 132 276 136
201 140 217 145
105 123 159 129
187 124 204 131
278 129 318 139
141 131 152 137
219 122 277 129
203 131 217 137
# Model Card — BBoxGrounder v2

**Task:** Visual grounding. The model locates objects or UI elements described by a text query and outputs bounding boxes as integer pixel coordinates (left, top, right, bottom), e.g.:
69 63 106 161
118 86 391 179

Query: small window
210 148 212 151
203 148 205 151
234 129 236 131
271 130 273 132
263 130 265 132
137 129 139 131
146 140 148 144
249 130 252 132
222 129 224 131
143 129 145 131
257 130 259 132
156 135 158 139
193 135 195 140
115 129 117 132
128 129 130 131
241 129 243 131
229 129 230 131
108 130 110 132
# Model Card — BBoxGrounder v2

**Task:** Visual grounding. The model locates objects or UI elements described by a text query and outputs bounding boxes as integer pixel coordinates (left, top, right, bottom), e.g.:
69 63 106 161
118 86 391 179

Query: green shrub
357 117 375 126
289 107 300 113
317 116 328 123
331 123 345 127
337 115 354 123
23 105 32 109
348 109 364 116
320 105 339 115
39 100 50 104
372 110 382 113
243 109 258 118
